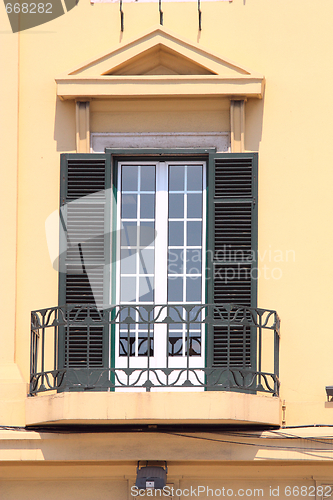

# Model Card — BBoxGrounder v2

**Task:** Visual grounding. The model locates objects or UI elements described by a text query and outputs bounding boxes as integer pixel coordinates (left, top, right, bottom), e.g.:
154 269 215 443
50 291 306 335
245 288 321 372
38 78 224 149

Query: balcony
27 304 281 426
30 303 279 394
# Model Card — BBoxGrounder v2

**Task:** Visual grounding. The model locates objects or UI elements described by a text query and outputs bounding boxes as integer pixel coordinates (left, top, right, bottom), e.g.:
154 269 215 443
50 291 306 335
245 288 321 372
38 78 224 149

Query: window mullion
154 161 168 305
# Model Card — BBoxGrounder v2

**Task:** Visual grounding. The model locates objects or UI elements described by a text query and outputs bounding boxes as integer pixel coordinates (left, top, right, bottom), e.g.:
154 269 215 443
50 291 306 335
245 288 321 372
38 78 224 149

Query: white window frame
113 160 206 388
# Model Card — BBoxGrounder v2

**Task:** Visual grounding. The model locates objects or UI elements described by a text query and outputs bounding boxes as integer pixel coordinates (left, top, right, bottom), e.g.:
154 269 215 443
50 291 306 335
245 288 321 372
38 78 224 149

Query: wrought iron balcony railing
30 304 280 396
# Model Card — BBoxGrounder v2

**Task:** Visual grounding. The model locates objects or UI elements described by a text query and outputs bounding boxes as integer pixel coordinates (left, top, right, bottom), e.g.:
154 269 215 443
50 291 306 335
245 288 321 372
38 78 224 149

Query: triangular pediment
56 26 265 99
104 44 216 76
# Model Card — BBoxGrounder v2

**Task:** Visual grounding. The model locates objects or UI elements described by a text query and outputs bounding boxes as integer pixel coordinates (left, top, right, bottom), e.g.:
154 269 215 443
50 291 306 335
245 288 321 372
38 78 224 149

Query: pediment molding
56 26 265 100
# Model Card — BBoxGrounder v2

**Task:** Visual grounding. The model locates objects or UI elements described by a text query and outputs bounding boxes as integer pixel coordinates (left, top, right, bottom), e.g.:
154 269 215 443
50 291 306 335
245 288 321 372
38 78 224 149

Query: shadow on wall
245 97 264 152
54 98 76 152
37 430 260 462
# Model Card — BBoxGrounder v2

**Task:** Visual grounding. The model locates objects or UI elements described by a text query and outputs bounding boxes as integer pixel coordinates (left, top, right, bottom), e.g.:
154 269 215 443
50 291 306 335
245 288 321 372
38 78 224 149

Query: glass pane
167 306 183 329
121 222 137 246
186 249 201 274
122 166 138 191
187 193 202 218
187 332 201 356
139 277 154 302
119 331 135 356
121 194 137 219
138 334 154 356
121 277 136 302
187 166 202 191
140 194 155 219
119 307 136 323
168 276 183 302
169 166 185 191
187 221 202 246
137 305 151 325
139 249 154 274
186 276 202 302
168 332 183 356
169 194 184 219
138 321 151 330
168 249 184 274
169 221 184 246
120 248 136 274
189 306 202 328
139 222 155 247
141 165 155 191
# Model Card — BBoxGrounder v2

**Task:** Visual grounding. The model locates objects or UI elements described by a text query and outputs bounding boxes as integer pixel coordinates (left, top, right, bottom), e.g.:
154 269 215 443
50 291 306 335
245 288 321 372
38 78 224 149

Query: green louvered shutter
58 153 111 390
206 153 258 388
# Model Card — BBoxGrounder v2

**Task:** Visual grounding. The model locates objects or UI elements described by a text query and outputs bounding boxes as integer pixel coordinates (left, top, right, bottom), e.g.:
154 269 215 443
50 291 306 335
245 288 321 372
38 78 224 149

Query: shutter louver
59 154 111 376
207 153 258 371
67 158 106 199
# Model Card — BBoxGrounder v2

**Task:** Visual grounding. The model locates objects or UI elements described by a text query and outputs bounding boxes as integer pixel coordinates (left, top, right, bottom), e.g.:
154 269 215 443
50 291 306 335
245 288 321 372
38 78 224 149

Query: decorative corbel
230 99 246 153
75 101 90 153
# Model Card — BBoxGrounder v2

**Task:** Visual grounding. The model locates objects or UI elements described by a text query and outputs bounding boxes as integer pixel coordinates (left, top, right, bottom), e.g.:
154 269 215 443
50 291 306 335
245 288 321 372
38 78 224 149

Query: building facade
1 0 333 498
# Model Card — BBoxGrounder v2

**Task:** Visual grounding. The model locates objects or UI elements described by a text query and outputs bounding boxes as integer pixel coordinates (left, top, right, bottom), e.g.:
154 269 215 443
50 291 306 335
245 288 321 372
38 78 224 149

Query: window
58 149 258 390
117 160 205 361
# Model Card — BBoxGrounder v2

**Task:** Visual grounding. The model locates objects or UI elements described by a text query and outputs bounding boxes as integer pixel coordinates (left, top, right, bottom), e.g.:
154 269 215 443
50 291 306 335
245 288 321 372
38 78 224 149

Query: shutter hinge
253 198 256 207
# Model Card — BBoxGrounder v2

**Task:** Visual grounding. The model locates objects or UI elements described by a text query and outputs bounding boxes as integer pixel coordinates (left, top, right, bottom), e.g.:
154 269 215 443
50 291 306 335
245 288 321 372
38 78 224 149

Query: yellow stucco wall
1 0 333 432
90 98 230 134
1 427 333 498
1 456 333 500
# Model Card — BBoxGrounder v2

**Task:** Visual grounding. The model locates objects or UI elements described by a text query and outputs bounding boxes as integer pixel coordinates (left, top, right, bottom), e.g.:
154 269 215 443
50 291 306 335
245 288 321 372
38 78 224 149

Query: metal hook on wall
159 0 163 25
198 0 202 30
120 0 124 31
